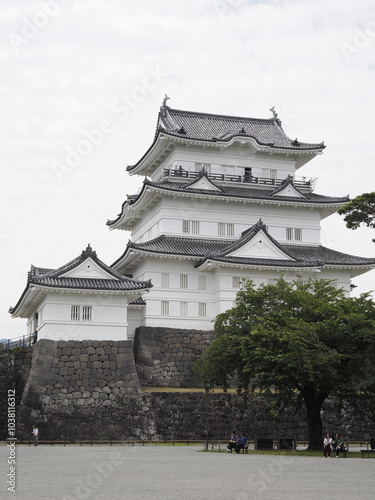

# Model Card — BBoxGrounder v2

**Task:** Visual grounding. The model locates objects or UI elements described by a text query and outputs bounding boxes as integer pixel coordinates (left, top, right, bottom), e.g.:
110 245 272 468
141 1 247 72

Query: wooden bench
255 438 274 450
335 447 348 458
360 449 375 458
278 438 296 451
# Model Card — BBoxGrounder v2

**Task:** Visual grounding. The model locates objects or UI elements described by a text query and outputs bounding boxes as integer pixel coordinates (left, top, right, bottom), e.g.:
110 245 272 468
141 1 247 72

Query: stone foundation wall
147 392 374 442
16 339 157 441
133 326 213 387
0 347 32 440
1 330 374 442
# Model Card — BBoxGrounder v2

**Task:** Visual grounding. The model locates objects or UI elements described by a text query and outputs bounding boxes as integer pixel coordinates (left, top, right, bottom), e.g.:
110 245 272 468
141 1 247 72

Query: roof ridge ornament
282 174 294 185
256 218 266 229
269 106 283 127
269 106 278 120
82 244 97 258
161 94 170 108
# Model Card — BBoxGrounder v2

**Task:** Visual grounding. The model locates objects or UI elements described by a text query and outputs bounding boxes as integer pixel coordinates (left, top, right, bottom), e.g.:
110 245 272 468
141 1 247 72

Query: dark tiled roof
10 245 152 316
107 175 349 228
157 107 325 150
129 297 146 305
117 231 375 269
285 245 375 265
130 179 349 205
127 106 325 172
26 245 151 290
128 235 231 256
27 275 149 291
196 256 318 268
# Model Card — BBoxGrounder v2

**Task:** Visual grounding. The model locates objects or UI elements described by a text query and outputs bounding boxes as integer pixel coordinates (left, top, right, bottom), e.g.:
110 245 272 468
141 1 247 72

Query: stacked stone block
1 329 374 442
16 339 156 441
0 347 32 440
134 326 213 387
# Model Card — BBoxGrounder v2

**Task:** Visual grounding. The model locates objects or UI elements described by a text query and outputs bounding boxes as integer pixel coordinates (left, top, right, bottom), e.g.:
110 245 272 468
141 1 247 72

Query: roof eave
324 264 375 279
127 132 175 176
195 259 322 272
129 183 350 210
9 285 47 319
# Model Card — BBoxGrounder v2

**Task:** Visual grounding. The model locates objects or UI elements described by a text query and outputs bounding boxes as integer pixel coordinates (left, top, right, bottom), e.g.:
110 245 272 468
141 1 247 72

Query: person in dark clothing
235 433 248 454
226 431 239 453
335 434 345 457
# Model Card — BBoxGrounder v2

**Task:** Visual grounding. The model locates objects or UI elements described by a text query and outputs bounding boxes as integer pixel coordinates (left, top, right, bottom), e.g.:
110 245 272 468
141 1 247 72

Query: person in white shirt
32 425 38 447
323 432 332 457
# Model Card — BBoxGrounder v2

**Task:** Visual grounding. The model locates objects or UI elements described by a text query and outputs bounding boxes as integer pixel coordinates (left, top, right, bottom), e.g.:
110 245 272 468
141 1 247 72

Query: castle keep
7 102 375 441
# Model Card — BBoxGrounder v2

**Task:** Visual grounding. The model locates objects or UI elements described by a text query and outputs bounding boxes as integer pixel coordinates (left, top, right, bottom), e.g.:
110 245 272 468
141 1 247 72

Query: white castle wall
30 292 130 342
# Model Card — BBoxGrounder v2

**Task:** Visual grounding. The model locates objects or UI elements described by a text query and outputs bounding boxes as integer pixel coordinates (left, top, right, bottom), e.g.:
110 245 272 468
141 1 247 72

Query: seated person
226 432 239 453
335 434 345 457
235 433 248 454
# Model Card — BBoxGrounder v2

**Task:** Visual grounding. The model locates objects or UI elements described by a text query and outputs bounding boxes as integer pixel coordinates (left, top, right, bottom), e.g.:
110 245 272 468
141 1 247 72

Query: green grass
200 448 366 458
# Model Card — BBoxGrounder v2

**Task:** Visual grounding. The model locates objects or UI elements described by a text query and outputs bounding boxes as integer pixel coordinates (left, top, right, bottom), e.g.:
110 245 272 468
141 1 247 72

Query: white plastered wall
33 291 130 341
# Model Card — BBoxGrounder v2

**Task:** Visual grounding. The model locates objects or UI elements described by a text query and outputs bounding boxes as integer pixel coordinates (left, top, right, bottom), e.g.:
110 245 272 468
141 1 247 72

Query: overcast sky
1 0 375 339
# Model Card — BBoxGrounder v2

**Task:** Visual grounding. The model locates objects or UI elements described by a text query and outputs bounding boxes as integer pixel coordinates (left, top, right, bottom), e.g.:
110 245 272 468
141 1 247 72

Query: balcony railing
0 332 37 351
161 167 316 190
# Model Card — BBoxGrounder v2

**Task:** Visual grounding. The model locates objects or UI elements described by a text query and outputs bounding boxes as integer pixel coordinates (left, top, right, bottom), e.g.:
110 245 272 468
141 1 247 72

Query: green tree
338 192 375 241
194 279 375 449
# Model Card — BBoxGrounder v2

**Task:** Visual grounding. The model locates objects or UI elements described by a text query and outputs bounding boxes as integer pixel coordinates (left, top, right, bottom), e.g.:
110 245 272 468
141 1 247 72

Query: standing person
335 434 345 457
226 431 239 453
323 432 332 457
32 425 38 447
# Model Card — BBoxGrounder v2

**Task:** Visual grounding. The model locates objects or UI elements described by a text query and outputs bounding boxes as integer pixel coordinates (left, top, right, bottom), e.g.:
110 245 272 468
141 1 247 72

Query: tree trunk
303 394 326 450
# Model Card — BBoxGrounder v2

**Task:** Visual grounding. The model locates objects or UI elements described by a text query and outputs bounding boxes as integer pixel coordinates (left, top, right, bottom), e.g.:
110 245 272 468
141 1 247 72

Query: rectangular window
161 301 169 316
180 274 188 289
180 301 188 317
82 306 92 322
161 273 169 288
270 169 277 180
71 305 80 321
198 303 207 317
261 168 277 180
232 276 241 288
198 275 206 290
286 228 302 241
294 228 302 241
191 221 199 234
218 223 234 237
182 220 200 234
182 220 189 233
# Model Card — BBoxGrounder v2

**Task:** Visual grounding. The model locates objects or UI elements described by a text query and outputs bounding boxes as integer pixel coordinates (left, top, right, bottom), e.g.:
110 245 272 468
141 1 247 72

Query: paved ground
1 444 374 500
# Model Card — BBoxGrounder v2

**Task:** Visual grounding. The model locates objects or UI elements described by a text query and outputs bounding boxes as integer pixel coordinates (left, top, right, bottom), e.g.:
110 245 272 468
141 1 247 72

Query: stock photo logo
51 66 168 182
8 0 72 55
340 11 375 62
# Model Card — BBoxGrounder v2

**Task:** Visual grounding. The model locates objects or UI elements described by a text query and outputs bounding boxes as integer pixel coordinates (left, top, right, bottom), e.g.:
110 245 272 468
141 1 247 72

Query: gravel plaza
1 444 374 500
